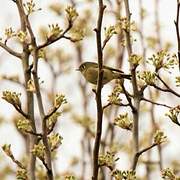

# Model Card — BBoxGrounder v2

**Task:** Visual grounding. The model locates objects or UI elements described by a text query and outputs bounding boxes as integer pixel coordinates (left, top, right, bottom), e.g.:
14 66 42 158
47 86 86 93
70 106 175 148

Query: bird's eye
81 65 85 70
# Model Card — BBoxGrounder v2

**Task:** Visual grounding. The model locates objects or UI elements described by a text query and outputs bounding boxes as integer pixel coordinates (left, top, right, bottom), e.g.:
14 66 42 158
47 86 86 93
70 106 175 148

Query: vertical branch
124 0 141 170
154 0 163 170
32 41 53 180
16 0 53 179
92 0 106 179
174 0 180 71
15 1 37 179
138 0 151 178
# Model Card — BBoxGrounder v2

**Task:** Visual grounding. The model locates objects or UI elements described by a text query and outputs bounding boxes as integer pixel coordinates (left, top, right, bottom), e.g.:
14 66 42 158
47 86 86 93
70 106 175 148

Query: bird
76 61 131 85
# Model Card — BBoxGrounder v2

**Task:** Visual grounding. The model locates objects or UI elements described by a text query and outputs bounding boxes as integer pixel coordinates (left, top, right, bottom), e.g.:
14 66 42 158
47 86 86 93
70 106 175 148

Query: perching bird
77 61 131 85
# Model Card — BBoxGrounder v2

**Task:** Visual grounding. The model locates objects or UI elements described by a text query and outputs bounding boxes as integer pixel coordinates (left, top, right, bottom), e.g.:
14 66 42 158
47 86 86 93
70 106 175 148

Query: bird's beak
76 68 80 71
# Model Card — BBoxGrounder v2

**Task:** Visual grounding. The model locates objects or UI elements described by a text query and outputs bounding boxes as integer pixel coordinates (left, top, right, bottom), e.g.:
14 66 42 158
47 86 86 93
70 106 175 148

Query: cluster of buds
162 168 176 180
175 76 180 87
129 54 143 67
4 28 27 43
54 94 67 108
17 30 27 43
23 0 41 15
108 83 123 105
137 71 156 86
147 50 178 71
2 91 21 109
2 144 13 157
98 151 116 169
17 118 33 134
65 6 78 24
38 48 46 59
32 143 45 161
165 106 180 126
5 27 15 40
103 25 117 46
48 24 63 40
154 130 167 145
48 133 63 151
16 168 28 180
111 169 136 180
114 113 133 131
47 112 61 133
116 17 136 33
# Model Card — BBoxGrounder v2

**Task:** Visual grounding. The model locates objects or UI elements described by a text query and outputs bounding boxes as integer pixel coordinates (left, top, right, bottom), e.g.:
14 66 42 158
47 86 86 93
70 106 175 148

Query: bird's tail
114 72 132 80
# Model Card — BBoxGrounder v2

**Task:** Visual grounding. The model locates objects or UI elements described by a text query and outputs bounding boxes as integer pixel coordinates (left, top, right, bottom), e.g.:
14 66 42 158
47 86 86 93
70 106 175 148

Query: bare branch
0 42 22 58
37 24 72 50
103 102 129 110
155 75 180 98
92 1 106 179
174 0 180 71
141 97 172 109
132 143 158 170
124 0 141 167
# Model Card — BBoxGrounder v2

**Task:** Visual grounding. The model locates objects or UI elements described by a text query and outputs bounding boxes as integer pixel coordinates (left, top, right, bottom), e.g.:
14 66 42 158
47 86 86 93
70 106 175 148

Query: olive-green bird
77 61 131 85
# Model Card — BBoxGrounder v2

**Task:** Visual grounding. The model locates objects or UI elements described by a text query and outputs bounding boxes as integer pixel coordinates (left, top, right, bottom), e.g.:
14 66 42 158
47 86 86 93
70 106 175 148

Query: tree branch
141 97 172 109
174 0 180 71
92 1 106 179
0 42 22 58
154 75 180 98
124 0 141 168
132 143 158 170
37 24 72 50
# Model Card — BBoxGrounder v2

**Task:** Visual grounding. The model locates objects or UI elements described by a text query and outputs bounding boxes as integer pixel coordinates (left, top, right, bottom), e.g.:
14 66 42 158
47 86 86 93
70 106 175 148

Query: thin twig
13 105 29 119
174 0 180 71
103 102 129 110
15 1 38 180
37 24 72 50
155 75 180 98
92 0 106 179
141 97 172 109
124 0 141 168
32 50 53 180
121 82 135 111
132 143 158 170
0 42 22 58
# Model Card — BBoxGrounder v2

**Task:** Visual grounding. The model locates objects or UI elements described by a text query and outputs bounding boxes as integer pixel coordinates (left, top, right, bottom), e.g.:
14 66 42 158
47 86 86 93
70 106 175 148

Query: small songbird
76 61 131 85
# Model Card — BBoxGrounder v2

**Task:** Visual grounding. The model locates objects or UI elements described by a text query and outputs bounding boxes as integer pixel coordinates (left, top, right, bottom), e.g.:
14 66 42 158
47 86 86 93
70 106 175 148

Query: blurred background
0 0 179 179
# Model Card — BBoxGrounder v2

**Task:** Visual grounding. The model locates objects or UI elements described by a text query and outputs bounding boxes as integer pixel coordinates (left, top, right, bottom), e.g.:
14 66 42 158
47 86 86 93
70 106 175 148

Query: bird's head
76 62 92 73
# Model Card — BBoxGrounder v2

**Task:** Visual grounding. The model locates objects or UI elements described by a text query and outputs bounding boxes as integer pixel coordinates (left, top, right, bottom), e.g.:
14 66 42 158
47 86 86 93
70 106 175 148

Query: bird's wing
89 61 124 73
103 65 124 73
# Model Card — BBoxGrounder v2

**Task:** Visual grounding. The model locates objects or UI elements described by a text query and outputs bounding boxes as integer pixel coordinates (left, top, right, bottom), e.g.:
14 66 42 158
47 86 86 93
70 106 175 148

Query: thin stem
15 1 37 179
32 49 53 180
174 0 180 71
156 74 180 98
92 0 106 179
18 1 54 177
0 42 22 58
124 0 141 168
132 143 158 170
37 24 72 50
141 97 172 108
